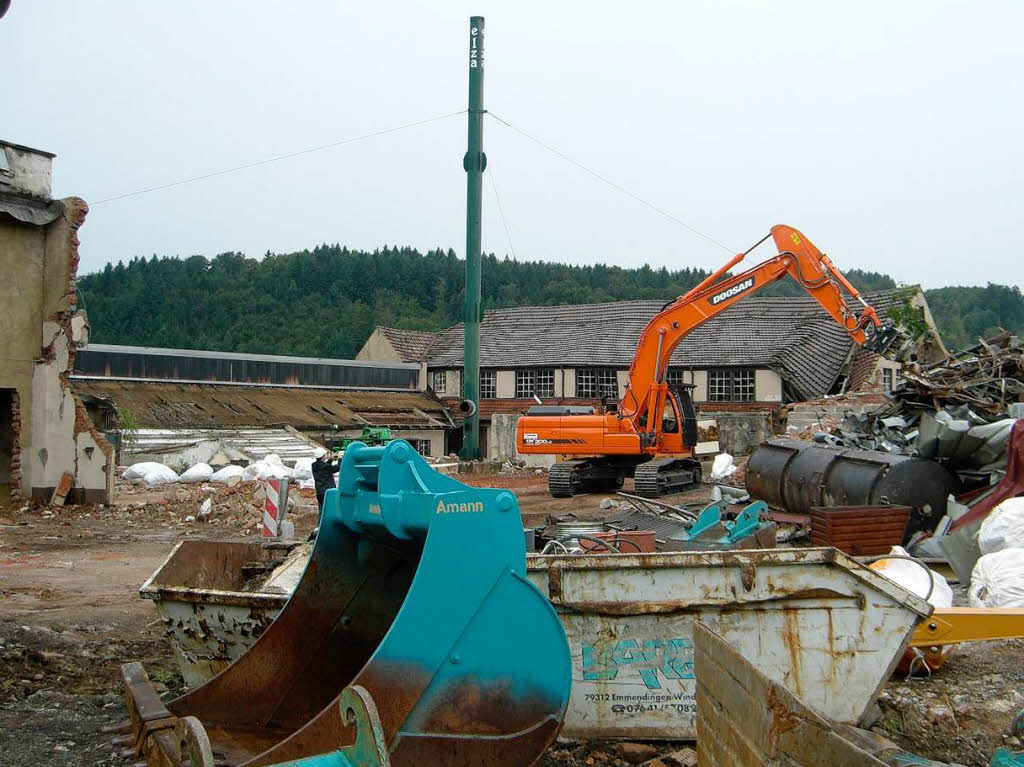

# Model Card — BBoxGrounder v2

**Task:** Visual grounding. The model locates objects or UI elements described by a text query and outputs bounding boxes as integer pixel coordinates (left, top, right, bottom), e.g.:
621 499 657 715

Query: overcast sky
3 1 1021 288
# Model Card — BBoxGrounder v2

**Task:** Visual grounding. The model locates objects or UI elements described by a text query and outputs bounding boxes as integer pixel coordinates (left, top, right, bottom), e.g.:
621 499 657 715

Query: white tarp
242 453 291 481
870 546 954 608
209 465 245 484
178 463 214 484
969 548 1024 608
978 497 1024 554
710 453 737 481
123 462 179 486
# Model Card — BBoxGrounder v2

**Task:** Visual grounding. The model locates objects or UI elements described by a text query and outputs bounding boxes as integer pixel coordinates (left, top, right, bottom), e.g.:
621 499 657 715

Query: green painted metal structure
461 15 485 459
326 426 393 452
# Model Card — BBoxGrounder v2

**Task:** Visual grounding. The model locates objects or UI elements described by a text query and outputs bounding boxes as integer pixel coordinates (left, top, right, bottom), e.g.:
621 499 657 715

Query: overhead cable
488 111 734 253
92 109 467 204
487 166 517 260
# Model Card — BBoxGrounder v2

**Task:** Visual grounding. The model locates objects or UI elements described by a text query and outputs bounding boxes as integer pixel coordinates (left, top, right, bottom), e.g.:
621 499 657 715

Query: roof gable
378 327 439 363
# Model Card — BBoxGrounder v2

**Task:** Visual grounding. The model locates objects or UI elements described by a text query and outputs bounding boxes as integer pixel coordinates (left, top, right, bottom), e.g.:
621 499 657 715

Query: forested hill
78 245 1023 358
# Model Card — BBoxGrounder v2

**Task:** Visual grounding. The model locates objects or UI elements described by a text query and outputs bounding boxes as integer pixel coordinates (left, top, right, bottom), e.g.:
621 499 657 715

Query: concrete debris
263 542 314 594
711 484 749 504
786 338 1024 490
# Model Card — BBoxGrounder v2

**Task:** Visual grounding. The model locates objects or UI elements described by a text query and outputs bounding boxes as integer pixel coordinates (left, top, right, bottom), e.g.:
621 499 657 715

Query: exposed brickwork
41 197 113 503
443 396 782 423
697 401 781 414
847 349 883 392
8 389 22 502
64 198 87 309
63 200 114 502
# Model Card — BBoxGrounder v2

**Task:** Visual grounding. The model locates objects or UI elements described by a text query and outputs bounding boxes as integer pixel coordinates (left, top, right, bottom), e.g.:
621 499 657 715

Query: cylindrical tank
744 439 809 508
747 439 960 538
783 444 844 515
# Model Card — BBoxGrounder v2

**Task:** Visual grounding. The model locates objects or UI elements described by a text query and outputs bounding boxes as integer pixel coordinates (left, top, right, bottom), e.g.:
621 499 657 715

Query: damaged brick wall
8 389 22 502
42 198 115 503
0 195 117 505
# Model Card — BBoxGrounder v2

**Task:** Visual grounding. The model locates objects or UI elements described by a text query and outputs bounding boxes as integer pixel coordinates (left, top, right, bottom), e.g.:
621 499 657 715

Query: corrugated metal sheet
74 344 420 389
127 428 322 464
70 379 452 430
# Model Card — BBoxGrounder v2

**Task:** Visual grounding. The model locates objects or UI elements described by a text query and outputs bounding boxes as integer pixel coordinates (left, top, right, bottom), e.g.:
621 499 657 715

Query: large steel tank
746 439 959 538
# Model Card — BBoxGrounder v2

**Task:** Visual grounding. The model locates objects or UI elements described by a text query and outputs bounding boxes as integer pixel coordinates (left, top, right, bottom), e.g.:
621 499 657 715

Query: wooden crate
809 505 911 556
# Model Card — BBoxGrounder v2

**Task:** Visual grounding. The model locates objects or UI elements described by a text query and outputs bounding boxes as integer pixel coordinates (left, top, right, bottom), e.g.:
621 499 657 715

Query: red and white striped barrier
262 478 288 539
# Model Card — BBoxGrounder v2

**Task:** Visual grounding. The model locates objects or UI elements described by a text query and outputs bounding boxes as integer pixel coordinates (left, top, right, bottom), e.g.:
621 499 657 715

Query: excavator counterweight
517 225 897 498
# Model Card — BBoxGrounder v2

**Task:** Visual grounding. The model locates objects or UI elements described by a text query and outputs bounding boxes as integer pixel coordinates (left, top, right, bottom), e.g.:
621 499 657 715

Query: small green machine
326 427 393 453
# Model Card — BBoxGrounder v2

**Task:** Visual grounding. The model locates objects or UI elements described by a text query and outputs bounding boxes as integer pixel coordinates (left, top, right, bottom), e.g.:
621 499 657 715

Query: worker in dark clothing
311 447 340 516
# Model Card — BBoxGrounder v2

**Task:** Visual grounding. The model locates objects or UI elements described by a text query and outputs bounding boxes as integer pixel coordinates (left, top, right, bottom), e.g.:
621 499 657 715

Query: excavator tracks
548 460 628 497
634 458 702 498
548 460 586 497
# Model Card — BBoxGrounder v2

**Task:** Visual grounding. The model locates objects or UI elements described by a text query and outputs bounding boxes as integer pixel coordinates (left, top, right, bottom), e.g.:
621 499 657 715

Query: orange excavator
516 225 899 497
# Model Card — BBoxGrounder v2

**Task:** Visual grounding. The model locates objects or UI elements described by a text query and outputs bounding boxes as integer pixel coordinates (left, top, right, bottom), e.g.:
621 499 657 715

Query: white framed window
576 368 619 398
882 367 893 392
480 370 496 399
410 439 431 456
666 368 688 388
536 369 555 397
598 370 618 398
707 369 755 402
515 368 555 398
576 369 596 398
515 370 534 398
430 370 446 395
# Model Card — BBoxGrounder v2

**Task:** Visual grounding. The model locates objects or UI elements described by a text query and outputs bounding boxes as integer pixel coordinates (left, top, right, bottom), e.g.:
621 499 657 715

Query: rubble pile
899 332 1024 417
794 333 1024 487
8 477 319 536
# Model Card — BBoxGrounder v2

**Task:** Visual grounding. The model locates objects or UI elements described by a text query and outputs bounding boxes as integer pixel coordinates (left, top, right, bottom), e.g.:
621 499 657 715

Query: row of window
431 367 758 402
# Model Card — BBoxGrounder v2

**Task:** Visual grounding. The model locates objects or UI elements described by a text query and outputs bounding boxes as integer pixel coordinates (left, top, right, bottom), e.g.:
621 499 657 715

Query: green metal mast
461 15 485 459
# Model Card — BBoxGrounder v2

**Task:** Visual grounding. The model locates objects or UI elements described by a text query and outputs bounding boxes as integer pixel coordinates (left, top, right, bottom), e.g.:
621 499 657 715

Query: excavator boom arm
624 225 892 420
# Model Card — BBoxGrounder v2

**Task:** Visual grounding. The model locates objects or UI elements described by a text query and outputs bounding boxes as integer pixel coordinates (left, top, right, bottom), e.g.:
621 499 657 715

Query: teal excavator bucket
664 500 775 551
117 441 571 767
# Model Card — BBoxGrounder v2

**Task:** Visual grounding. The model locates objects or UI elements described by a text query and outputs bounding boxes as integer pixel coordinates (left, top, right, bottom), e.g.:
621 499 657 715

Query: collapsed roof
72 380 452 430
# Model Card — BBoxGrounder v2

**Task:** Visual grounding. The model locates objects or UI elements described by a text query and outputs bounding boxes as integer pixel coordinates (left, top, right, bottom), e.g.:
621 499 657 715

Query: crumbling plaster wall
0 197 115 503
487 413 556 468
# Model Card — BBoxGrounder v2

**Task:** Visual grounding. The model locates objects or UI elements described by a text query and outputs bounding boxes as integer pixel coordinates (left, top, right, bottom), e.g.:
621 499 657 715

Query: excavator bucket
118 441 571 767
863 322 901 354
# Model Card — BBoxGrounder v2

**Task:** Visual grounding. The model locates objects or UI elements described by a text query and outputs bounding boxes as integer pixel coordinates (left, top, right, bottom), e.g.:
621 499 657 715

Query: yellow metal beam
910 607 1024 647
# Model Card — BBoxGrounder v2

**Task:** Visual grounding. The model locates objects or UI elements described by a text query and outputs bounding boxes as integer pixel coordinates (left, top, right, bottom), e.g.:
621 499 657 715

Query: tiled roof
423 289 905 401
378 327 439 363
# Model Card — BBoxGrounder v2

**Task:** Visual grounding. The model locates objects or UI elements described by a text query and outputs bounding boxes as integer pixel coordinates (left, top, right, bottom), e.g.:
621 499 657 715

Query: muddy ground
1 474 1021 767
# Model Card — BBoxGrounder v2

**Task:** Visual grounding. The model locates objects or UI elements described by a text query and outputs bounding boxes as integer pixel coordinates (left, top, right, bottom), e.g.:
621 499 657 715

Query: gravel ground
1 475 1022 767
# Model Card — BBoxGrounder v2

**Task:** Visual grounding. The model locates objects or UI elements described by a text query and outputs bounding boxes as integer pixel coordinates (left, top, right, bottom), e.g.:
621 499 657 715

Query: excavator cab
666 385 698 447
